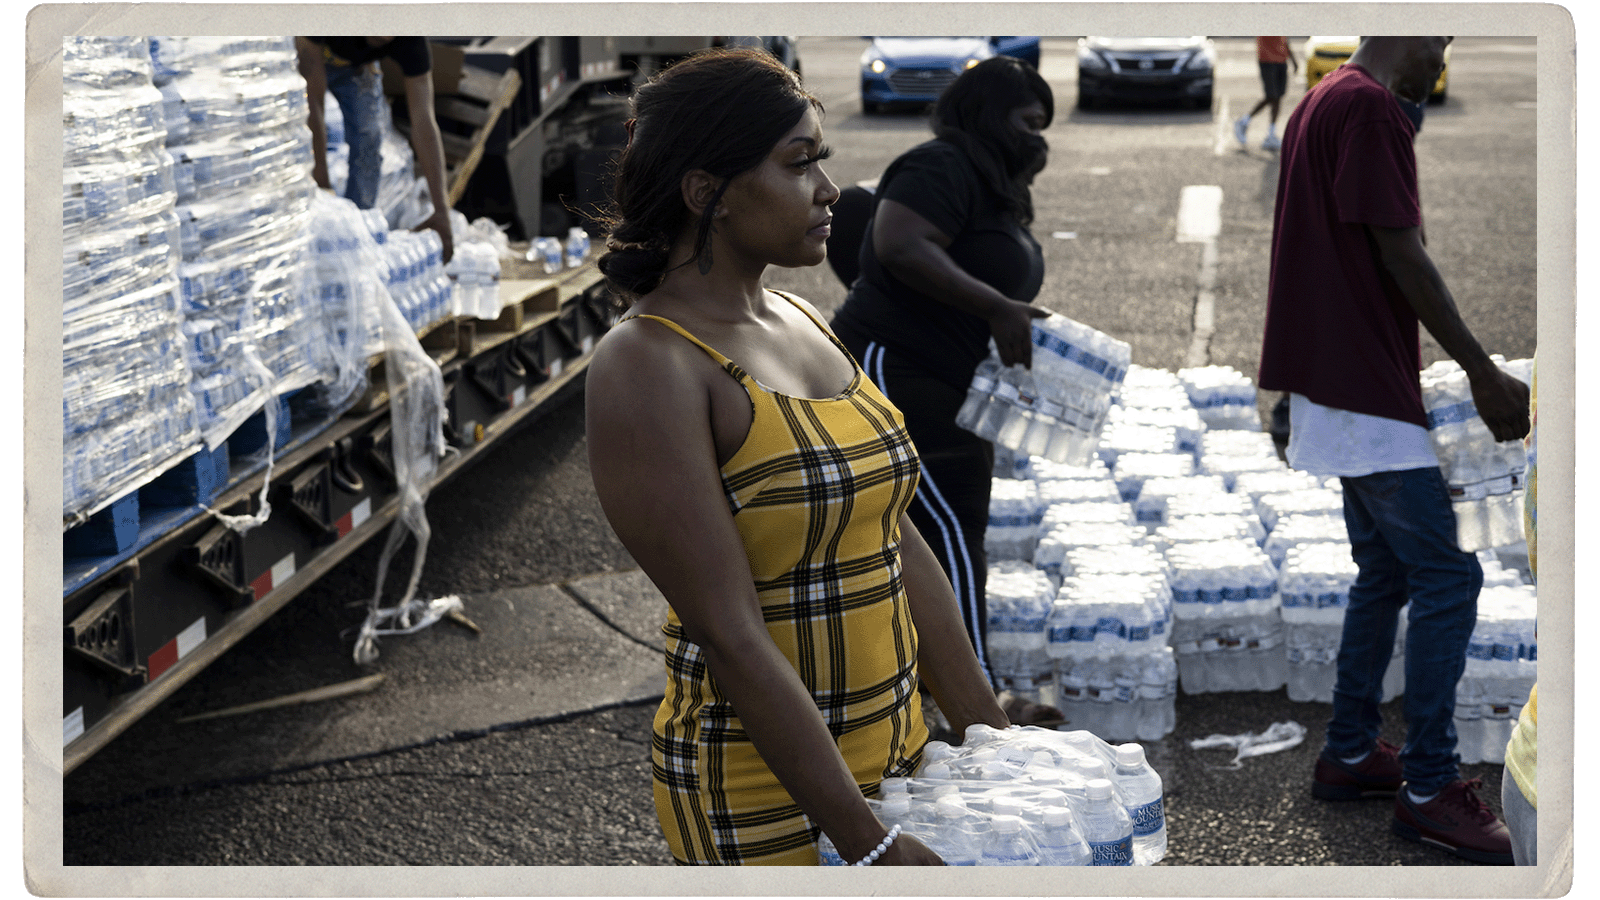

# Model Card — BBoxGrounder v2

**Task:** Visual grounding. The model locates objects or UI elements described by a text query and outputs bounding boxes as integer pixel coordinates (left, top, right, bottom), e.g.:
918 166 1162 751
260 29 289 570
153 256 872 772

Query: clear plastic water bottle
930 795 982 865
982 815 1041 866
1035 806 1093 865
957 358 1002 433
816 831 848 865
1079 778 1134 865
564 226 590 268
1113 744 1167 864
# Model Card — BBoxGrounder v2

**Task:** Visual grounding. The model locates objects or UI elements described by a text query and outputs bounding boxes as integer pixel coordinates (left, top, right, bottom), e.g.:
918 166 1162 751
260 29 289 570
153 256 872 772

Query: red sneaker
1391 779 1514 865
1312 739 1403 800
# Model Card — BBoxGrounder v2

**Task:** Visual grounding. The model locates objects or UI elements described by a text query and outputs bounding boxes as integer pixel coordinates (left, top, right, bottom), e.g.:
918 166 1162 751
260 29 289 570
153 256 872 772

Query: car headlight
870 59 887 74
964 57 981 69
1184 49 1215 71
1077 44 1108 71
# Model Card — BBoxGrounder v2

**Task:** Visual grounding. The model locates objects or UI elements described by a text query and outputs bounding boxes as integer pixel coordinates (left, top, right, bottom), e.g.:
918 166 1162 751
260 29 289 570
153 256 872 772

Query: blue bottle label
1090 835 1133 865
1129 797 1165 836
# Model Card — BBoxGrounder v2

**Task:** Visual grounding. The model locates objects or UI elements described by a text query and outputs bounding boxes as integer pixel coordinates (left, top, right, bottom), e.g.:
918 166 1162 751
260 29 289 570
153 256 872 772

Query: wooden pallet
437 65 523 207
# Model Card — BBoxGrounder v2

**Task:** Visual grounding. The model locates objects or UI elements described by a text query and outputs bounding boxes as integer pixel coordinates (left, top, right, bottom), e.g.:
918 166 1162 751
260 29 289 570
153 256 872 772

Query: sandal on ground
997 690 1068 728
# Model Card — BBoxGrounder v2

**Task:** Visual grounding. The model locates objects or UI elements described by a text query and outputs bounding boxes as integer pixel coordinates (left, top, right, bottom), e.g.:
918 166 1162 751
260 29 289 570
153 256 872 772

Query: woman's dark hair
597 48 821 298
930 55 1054 225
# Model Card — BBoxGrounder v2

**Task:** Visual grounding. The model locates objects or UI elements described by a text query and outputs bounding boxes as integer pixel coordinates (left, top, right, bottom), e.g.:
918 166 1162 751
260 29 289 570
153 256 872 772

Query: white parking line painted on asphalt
1176 185 1224 243
1214 95 1234 155
1177 185 1224 368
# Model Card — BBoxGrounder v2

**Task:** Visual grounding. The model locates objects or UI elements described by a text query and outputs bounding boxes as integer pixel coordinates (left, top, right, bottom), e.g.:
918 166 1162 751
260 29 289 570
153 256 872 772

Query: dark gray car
1076 36 1216 110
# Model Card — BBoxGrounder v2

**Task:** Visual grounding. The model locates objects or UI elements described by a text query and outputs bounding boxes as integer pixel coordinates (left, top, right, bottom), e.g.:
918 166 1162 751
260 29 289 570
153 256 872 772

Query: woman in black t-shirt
829 56 1057 724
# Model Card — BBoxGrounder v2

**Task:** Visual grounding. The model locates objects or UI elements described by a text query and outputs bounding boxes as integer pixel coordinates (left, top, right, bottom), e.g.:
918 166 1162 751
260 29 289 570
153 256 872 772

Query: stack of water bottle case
970 316 1535 764
819 724 1167 866
60 36 595 529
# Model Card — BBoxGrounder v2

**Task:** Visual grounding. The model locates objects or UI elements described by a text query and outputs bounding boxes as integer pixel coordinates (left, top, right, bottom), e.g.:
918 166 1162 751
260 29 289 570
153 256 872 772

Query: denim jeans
325 61 385 210
1325 467 1482 796
1501 769 1537 864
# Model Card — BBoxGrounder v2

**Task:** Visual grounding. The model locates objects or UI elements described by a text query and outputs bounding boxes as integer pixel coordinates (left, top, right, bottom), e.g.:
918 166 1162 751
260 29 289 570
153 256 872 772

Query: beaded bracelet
852 824 902 866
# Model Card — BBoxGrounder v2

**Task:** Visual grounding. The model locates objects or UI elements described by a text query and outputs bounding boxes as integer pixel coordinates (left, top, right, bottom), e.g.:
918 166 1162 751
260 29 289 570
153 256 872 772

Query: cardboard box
381 40 467 97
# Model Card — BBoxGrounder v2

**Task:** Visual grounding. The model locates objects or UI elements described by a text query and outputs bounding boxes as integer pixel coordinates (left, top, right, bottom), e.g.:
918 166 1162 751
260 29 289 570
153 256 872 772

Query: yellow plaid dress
631 294 930 865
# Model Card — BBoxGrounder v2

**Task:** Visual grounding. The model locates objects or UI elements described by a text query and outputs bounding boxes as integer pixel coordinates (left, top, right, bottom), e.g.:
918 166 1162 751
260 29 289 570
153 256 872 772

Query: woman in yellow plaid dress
585 49 1010 865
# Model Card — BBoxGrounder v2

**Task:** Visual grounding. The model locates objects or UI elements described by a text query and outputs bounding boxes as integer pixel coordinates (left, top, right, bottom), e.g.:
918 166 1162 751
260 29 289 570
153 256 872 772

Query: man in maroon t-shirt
1258 37 1529 866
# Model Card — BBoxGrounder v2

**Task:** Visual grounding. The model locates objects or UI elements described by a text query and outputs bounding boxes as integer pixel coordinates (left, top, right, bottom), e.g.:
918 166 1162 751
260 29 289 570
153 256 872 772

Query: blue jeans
1325 467 1482 796
325 61 385 210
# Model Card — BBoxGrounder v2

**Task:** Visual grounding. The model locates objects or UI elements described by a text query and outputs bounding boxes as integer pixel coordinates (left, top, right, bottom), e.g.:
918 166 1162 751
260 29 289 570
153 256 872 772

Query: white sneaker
1233 115 1249 145
1261 132 1282 151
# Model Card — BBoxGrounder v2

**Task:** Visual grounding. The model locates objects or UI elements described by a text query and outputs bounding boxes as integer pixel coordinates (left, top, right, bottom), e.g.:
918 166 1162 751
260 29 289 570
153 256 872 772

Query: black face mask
1005 132 1049 184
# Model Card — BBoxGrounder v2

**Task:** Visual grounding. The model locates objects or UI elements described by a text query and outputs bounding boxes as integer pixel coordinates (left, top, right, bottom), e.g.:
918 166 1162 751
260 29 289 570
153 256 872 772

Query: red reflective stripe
148 639 179 680
250 569 274 602
336 510 354 538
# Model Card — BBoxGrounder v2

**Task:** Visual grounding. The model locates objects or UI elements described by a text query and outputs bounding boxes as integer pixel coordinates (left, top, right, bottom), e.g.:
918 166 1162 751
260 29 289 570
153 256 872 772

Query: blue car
860 36 1041 113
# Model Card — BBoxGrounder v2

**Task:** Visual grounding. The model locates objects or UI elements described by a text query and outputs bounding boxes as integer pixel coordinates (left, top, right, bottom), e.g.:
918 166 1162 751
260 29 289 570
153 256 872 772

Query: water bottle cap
923 762 953 780
994 814 1024 834
935 795 968 816
883 795 913 817
992 796 1023 817
880 777 909 795
1115 744 1146 767
1086 778 1114 800
1043 806 1073 827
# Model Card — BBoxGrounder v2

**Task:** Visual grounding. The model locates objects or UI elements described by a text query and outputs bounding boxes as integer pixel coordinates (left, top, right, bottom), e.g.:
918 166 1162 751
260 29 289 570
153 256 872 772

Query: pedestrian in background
827 58 1064 727
1257 36 1528 865
585 48 1010 866
1235 36 1299 150
296 36 454 262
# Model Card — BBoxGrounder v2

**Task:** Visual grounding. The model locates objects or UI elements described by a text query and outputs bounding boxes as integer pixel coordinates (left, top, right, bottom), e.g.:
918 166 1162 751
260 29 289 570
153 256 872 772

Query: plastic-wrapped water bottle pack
1278 542 1405 703
62 37 202 521
985 477 1045 562
1027 455 1112 484
1161 538 1286 694
1110 451 1197 505
1107 404 1206 455
1095 423 1183 470
1034 521 1149 588
1147 514 1267 555
1254 487 1345 534
958 314 1131 466
155 36 324 446
1261 513 1349 568
1421 357 1533 553
1130 474 1228 529
1455 582 1537 764
984 562 1056 700
818 724 1166 865
1177 365 1260 430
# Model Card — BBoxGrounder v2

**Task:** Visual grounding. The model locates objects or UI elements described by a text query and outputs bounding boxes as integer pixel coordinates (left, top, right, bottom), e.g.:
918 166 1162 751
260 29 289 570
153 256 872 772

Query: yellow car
1303 36 1450 102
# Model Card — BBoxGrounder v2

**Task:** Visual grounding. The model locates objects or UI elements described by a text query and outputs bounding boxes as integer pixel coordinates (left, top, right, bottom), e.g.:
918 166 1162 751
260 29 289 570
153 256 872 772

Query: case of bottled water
1110 452 1197 505
1095 423 1183 470
1177 365 1261 430
1163 539 1286 693
956 314 1131 466
817 724 1168 865
1107 404 1207 455
985 562 1056 701
1262 513 1350 568
155 36 322 447
1421 358 1533 554
985 478 1045 562
62 37 203 521
1255 487 1345 535
1278 542 1406 703
1130 475 1228 530
1454 582 1536 764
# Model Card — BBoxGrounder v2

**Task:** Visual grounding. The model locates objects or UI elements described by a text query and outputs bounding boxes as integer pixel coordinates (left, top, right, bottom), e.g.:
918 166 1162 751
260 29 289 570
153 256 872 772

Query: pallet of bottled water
1279 542 1405 703
818 724 1166 865
1177 365 1260 431
1455 579 1537 764
1421 357 1533 553
957 314 1131 466
1163 538 1287 694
